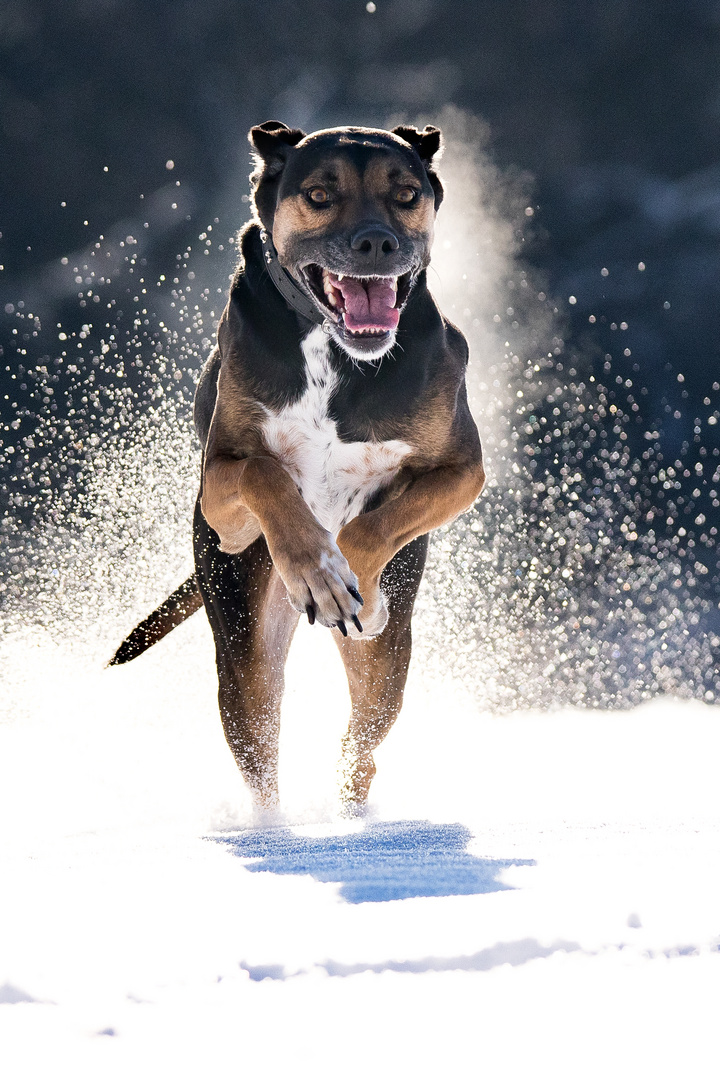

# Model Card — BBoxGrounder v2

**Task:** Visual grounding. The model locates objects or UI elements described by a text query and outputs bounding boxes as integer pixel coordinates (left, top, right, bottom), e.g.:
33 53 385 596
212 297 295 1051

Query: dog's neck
258 227 327 327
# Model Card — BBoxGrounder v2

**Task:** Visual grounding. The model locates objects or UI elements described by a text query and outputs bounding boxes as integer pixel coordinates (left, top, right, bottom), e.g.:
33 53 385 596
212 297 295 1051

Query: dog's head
248 122 443 360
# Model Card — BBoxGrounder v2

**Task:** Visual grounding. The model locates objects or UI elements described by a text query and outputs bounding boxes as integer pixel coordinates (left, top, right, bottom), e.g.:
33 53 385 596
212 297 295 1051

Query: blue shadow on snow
213 820 534 903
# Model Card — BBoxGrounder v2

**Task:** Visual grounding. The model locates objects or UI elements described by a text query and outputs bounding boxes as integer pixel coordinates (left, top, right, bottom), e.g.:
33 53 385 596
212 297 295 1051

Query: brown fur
272 149 436 262
111 123 484 814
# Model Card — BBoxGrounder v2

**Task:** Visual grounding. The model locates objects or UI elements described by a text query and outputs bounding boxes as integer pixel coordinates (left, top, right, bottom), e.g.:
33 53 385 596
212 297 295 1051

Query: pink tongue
331 275 399 331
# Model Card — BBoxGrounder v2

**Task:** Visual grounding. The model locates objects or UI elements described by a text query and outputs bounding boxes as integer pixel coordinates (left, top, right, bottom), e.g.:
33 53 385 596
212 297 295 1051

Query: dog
110 121 485 814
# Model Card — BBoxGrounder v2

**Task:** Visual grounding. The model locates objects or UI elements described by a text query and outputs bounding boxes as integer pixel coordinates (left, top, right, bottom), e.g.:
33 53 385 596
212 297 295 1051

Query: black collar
259 229 326 326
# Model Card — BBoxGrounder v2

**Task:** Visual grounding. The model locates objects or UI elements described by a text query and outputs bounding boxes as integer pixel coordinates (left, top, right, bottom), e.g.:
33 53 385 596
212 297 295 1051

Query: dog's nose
350 225 400 261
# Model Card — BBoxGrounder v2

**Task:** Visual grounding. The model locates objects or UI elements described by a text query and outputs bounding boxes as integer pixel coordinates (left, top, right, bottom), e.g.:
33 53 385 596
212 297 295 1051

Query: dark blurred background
1 0 719 703
3 0 720 445
2 1 720 332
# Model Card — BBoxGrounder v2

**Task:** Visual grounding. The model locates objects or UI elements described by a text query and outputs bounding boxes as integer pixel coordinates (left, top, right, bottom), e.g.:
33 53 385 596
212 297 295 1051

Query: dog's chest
260 328 412 536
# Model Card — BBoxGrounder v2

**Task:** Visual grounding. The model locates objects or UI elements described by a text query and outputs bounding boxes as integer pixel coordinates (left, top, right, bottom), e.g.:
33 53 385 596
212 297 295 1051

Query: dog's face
249 123 443 360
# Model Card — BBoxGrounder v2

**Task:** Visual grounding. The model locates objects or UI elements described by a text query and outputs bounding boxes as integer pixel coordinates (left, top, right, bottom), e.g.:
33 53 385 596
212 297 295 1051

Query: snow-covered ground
1 613 719 1079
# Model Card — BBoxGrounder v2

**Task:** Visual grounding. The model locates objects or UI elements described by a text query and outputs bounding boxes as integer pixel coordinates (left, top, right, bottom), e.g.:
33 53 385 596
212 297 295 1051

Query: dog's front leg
337 459 486 637
202 454 364 631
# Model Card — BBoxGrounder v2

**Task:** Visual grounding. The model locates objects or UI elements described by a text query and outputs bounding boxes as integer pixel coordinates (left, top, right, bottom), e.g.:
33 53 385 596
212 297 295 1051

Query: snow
3 109 719 1077
1 613 719 1079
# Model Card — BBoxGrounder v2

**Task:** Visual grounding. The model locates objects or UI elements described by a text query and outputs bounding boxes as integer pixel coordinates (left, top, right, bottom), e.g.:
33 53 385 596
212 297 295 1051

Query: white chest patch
260 327 412 536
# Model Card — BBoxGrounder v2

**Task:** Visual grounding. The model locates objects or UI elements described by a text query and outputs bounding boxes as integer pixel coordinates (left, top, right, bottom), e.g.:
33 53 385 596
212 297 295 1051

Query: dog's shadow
212 820 534 903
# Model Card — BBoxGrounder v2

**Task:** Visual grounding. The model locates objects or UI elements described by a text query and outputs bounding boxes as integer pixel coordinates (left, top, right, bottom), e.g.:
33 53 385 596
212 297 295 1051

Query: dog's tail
108 575 203 666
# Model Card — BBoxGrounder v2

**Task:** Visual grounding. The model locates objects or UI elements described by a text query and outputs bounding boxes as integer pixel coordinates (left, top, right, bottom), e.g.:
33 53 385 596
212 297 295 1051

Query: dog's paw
250 802 287 830
277 537 364 633
343 586 388 639
338 736 377 808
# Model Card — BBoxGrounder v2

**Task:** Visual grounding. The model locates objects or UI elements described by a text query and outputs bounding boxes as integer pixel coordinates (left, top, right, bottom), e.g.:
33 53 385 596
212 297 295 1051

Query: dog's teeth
337 274 344 282
322 270 339 307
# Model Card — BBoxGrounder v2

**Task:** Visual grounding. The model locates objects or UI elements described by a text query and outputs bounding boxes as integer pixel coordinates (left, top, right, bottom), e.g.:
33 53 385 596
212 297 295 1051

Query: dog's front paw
343 584 387 639
273 535 364 634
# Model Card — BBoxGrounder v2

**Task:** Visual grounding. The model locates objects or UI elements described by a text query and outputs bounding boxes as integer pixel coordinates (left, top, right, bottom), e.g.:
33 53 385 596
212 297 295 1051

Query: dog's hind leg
193 500 299 812
334 533 428 812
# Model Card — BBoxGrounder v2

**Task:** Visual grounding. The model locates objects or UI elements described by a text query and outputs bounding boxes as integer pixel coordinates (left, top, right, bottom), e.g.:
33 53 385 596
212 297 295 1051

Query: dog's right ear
249 122 307 228
249 121 306 177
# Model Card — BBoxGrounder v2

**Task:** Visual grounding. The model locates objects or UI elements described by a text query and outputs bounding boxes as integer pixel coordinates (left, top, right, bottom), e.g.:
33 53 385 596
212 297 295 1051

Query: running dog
110 122 485 813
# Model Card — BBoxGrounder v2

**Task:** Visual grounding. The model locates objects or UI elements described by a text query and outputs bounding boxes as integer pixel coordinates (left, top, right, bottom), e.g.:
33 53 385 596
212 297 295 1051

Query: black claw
352 615 363 633
306 604 316 625
347 586 364 605
336 620 348 637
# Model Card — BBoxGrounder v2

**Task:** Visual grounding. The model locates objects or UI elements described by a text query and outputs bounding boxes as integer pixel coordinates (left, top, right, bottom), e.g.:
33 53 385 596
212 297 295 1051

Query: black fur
193 222 467 448
110 123 477 744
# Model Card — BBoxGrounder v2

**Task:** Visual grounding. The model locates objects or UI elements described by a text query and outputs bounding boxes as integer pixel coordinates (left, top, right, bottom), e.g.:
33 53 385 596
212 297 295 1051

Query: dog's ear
249 121 306 176
249 122 307 228
392 125 443 165
392 125 444 209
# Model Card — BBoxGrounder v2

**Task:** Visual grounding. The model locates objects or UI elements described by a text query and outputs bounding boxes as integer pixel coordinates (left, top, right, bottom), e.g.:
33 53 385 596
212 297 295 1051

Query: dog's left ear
249 121 306 176
392 125 442 164
392 125 444 208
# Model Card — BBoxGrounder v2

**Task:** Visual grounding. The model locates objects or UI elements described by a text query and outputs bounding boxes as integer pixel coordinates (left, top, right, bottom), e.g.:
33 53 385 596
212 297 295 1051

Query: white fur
261 327 411 536
330 325 398 362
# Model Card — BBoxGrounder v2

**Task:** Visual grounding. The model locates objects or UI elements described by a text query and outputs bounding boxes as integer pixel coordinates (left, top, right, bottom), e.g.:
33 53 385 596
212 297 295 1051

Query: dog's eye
307 187 330 205
395 187 418 204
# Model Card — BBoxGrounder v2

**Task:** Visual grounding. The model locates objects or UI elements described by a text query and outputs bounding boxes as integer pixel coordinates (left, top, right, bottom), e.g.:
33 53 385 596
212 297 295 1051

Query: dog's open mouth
301 265 414 336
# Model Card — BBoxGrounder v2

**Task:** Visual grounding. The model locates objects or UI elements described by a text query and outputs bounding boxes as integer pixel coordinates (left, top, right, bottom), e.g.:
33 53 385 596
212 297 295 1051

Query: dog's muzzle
300 262 416 339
